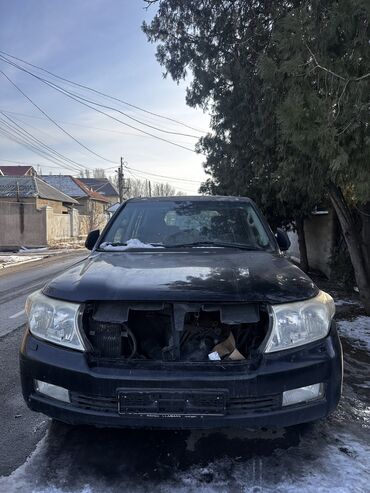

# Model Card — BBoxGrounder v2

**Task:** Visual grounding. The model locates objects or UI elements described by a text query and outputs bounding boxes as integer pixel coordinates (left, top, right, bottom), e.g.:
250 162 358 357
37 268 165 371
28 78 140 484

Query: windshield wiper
163 241 260 250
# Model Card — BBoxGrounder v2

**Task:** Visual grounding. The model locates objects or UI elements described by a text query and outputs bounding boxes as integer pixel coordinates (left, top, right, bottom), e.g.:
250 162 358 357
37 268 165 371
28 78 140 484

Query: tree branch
354 72 370 81
144 0 159 10
336 120 353 136
335 78 350 119
305 43 346 81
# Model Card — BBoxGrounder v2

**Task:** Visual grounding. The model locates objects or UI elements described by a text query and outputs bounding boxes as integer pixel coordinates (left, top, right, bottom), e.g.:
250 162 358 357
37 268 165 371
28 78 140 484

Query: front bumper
19 324 343 429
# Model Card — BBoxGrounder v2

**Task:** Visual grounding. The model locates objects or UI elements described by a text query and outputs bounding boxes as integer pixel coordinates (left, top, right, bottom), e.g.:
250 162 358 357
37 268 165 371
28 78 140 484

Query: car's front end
20 287 342 429
19 197 343 429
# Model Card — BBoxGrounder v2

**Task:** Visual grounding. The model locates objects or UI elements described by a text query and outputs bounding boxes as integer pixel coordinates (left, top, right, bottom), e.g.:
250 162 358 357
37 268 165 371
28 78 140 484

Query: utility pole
117 157 124 203
148 180 152 197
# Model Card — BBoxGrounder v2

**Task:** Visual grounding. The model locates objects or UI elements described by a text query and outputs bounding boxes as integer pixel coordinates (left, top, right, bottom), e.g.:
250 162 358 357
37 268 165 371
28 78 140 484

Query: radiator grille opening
83 302 269 363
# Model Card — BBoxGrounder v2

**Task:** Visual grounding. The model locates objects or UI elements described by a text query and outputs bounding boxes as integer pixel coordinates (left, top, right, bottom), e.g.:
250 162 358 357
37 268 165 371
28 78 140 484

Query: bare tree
152 182 176 196
115 177 179 198
93 168 106 178
79 200 108 235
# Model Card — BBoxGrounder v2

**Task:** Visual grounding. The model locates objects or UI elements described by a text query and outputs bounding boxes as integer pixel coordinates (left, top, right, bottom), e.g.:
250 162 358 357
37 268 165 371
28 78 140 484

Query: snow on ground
2 371 370 493
1 421 369 493
0 255 43 268
335 299 361 307
18 247 48 253
337 316 370 352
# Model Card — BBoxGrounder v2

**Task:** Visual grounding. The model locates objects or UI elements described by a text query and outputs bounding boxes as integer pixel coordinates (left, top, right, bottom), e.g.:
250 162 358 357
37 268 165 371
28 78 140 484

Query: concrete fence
0 202 105 249
287 210 336 277
78 213 108 237
0 201 47 248
45 207 72 243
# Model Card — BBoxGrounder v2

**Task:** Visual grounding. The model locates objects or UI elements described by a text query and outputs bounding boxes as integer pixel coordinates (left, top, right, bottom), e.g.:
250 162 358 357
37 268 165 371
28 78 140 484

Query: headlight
264 291 335 353
25 291 85 351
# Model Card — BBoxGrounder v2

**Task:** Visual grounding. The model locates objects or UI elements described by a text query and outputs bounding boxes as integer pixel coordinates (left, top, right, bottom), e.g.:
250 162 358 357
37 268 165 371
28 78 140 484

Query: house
40 175 110 232
0 176 77 213
40 175 110 213
0 176 79 248
0 165 37 176
78 177 119 205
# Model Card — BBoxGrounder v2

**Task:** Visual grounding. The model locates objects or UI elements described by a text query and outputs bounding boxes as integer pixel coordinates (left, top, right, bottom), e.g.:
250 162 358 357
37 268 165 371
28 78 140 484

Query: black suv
20 196 342 428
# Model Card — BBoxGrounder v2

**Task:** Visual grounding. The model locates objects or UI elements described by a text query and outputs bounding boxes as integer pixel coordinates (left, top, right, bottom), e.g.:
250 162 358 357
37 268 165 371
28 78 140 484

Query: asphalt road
0 252 87 338
0 252 87 478
0 258 369 492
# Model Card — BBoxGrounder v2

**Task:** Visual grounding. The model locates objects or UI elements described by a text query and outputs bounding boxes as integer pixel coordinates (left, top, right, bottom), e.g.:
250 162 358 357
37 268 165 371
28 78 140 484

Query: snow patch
0 255 42 268
100 239 164 251
337 315 370 351
2 425 370 493
19 246 48 253
335 299 361 307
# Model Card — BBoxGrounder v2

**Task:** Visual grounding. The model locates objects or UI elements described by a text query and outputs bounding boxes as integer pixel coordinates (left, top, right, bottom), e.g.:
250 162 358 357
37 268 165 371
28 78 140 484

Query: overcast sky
0 0 209 193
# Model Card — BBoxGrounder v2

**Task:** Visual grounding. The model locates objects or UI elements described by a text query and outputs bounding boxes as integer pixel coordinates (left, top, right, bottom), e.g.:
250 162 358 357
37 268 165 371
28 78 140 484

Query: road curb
0 251 87 276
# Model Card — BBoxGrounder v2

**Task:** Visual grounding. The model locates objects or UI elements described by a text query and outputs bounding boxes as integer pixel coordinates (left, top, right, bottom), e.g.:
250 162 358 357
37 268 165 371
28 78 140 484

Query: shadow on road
36 420 311 487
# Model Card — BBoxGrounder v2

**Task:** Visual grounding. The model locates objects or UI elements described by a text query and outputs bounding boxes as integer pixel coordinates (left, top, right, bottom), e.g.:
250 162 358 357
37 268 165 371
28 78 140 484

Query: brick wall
36 198 67 213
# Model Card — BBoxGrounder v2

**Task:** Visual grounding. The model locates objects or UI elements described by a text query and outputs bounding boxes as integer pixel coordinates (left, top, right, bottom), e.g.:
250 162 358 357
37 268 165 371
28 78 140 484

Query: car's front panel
20 322 342 429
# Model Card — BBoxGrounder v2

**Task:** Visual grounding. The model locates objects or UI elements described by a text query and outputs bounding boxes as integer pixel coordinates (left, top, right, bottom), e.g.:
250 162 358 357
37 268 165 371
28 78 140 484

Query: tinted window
102 200 273 250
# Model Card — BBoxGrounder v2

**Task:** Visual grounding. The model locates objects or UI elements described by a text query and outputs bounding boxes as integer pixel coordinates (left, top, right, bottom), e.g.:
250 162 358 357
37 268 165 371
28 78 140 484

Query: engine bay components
83 302 269 362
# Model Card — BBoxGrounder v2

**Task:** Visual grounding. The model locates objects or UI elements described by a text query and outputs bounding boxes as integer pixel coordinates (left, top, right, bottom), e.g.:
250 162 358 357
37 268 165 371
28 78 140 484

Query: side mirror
275 228 291 251
85 229 100 250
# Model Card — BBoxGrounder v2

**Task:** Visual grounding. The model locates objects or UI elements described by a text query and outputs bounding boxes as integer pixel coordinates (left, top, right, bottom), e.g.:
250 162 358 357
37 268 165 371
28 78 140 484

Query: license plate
117 389 227 417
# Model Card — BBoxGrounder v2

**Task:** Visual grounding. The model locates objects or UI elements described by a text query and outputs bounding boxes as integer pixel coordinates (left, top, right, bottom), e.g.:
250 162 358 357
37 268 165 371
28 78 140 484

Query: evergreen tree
263 0 370 310
143 0 370 311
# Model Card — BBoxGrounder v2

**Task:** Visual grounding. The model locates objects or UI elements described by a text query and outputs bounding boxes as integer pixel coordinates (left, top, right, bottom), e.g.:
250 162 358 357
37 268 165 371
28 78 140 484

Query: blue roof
79 178 118 197
41 175 88 198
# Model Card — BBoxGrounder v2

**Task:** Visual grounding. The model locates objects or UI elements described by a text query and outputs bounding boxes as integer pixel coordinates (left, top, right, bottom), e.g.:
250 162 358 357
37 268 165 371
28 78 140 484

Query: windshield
100 199 274 250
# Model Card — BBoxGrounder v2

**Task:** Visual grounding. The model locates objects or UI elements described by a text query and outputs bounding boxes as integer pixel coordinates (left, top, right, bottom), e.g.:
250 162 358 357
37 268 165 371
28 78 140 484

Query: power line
0 113 93 174
102 163 203 186
0 157 43 166
1 56 199 139
0 56 205 182
0 122 84 174
41 76 198 154
0 157 79 173
0 69 117 164
0 108 161 139
0 117 203 185
0 124 82 172
125 165 201 184
0 49 207 134
0 57 200 154
0 112 87 172
0 114 139 175
3 68 200 139
149 178 196 194
58 87 200 139
0 119 67 167
125 168 195 194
